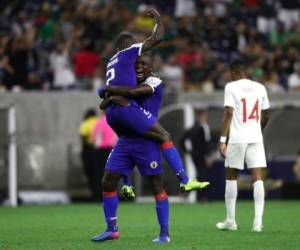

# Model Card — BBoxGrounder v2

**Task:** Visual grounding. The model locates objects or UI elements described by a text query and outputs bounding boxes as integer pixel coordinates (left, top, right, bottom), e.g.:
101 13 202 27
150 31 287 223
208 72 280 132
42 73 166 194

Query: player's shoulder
226 79 266 91
144 76 162 88
248 79 267 92
224 80 238 91
121 43 143 53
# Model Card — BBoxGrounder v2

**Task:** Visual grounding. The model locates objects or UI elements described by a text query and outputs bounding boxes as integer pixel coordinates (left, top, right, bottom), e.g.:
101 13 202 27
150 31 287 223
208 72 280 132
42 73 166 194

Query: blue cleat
91 229 120 242
152 235 171 243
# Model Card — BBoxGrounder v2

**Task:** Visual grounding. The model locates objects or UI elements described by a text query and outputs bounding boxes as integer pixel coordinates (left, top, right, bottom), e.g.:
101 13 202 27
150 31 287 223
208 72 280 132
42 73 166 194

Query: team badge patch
150 161 158 169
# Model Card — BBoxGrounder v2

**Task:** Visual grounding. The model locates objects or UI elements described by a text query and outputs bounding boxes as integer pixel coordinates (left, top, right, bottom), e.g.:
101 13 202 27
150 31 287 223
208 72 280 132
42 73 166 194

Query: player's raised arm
141 7 164 52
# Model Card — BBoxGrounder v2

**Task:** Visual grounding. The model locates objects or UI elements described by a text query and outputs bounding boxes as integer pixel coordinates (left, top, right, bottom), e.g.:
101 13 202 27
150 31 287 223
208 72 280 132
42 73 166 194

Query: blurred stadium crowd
0 0 299 94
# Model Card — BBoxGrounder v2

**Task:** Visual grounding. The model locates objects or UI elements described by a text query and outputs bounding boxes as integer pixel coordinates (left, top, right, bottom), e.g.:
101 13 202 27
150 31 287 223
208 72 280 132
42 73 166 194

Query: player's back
105 43 143 87
224 79 270 143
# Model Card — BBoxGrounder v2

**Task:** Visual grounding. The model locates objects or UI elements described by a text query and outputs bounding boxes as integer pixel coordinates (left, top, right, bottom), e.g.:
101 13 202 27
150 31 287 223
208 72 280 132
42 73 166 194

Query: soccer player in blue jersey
92 54 171 243
101 7 207 192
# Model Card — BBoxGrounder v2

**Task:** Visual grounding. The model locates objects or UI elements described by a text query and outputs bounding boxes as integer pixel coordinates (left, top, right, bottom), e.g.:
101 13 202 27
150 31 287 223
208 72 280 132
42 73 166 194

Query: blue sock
103 192 118 232
160 141 189 184
155 191 169 237
123 176 132 186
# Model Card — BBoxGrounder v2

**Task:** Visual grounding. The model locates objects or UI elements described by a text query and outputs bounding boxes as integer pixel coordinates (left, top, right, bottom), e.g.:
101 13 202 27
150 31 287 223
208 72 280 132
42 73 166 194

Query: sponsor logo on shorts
140 107 152 119
150 161 158 169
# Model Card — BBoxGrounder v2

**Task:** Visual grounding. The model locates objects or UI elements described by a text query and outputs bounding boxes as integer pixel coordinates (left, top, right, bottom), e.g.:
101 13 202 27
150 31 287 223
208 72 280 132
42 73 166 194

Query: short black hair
114 32 135 51
84 108 96 120
195 108 207 116
230 59 246 72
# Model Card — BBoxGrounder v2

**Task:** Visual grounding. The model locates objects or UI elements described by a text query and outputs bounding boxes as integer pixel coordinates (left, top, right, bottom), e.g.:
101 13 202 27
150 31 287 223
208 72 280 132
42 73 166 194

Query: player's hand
97 86 106 99
145 7 160 21
219 143 227 159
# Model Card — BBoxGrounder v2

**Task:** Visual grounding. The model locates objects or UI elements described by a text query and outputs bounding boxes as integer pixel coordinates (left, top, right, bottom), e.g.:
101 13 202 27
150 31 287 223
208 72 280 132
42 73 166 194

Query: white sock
225 180 237 223
253 180 265 225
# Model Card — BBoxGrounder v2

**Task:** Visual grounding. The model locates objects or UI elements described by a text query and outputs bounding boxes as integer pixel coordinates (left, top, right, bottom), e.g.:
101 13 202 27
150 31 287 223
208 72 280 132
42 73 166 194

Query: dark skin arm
219 107 233 159
105 84 153 98
99 95 131 110
261 109 269 130
141 8 164 52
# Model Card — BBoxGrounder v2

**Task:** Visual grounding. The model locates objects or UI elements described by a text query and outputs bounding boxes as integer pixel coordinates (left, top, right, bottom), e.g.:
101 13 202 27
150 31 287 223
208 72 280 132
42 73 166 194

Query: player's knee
161 131 171 143
102 176 116 192
149 175 164 195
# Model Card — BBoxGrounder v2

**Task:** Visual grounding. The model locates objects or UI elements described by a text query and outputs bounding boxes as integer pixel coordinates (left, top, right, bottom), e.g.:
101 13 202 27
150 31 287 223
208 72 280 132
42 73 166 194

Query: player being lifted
99 7 208 193
216 60 270 232
93 54 171 243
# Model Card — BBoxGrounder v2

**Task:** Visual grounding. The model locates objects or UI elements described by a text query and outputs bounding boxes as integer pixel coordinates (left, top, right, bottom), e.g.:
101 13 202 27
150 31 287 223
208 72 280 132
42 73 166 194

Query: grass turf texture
0 201 300 250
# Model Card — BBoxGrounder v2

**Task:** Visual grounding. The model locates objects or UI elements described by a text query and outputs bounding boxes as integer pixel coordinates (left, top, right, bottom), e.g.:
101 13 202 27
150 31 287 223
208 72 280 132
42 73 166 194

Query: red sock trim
154 191 168 202
103 191 117 197
160 141 174 151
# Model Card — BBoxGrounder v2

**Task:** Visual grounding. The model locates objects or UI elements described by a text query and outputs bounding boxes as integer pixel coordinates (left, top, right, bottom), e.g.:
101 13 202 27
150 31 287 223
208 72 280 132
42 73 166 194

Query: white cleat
252 224 263 232
216 220 238 231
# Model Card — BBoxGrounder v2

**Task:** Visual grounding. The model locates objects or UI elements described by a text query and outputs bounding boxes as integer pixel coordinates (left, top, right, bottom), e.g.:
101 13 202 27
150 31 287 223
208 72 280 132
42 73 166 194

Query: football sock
160 141 189 184
155 191 169 237
253 180 264 225
122 176 132 186
225 180 237 223
103 191 118 231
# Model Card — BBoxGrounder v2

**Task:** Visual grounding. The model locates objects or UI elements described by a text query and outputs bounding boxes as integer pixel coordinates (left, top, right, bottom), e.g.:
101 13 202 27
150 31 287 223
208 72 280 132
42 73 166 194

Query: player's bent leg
146 123 210 189
148 174 170 243
251 168 265 232
92 171 123 242
217 168 238 231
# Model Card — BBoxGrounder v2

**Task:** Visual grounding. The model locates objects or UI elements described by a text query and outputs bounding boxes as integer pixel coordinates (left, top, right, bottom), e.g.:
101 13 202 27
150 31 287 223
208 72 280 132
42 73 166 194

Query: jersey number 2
106 68 115 85
241 98 259 123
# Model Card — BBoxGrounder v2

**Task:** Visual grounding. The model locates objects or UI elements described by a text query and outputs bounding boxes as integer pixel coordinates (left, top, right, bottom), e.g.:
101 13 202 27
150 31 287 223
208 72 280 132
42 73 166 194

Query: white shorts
225 142 267 170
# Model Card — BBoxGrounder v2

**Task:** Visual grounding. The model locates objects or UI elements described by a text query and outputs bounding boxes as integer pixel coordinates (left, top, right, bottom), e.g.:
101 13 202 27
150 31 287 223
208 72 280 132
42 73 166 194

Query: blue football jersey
105 43 143 87
136 76 163 118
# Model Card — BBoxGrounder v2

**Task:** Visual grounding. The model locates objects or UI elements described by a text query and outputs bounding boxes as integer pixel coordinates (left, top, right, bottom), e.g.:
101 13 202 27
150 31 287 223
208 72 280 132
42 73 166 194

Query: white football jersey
224 79 270 143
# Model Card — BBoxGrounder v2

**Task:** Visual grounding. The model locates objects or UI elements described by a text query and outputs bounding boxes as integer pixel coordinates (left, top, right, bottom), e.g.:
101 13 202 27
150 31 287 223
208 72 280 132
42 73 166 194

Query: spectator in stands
49 42 75 90
180 109 213 201
0 0 299 94
264 70 284 93
174 0 196 18
2 26 36 91
79 108 98 201
256 0 277 34
278 0 300 30
160 54 184 91
73 39 101 90
288 63 300 91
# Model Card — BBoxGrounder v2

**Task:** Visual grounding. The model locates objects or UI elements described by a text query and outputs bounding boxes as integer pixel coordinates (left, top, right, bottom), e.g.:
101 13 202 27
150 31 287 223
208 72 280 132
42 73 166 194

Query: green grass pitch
1 201 300 250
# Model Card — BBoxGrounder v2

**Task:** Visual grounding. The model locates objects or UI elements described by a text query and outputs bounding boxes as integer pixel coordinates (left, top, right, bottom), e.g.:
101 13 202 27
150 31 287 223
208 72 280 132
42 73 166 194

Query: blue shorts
106 101 157 137
105 137 162 177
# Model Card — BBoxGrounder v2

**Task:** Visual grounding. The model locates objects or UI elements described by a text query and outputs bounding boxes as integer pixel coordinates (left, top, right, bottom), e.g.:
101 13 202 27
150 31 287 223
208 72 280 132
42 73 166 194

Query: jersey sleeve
126 43 143 58
143 76 162 93
261 87 270 110
224 84 235 107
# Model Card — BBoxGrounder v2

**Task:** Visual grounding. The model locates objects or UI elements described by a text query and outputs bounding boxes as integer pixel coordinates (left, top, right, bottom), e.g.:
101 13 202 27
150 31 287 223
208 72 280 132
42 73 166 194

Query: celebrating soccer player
216 59 270 232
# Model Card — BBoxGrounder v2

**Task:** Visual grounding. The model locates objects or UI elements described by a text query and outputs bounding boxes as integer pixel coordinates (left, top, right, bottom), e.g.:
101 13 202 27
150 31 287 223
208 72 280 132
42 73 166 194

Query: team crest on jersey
150 161 158 169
